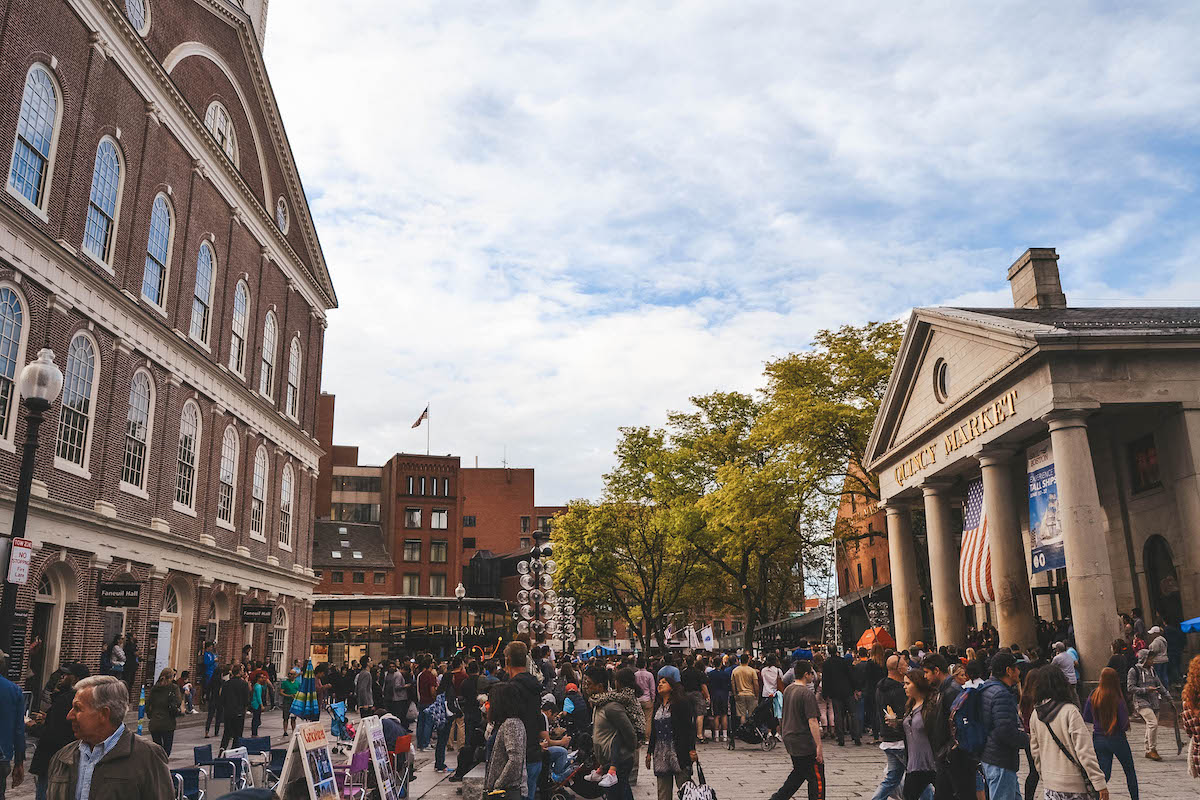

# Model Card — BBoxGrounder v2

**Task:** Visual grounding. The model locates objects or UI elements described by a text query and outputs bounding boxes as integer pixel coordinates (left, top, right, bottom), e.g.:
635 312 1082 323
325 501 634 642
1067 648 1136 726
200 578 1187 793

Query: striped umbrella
137 686 145 735
291 659 320 721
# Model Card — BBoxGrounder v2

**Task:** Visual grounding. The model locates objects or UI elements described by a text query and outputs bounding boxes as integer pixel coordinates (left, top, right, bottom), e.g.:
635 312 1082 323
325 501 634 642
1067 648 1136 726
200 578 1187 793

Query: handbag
678 762 717 800
1038 711 1101 800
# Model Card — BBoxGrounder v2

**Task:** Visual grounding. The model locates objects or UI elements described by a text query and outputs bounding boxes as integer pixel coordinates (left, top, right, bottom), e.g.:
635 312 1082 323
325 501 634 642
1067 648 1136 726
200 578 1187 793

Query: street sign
241 604 273 624
6 538 32 584
98 582 141 607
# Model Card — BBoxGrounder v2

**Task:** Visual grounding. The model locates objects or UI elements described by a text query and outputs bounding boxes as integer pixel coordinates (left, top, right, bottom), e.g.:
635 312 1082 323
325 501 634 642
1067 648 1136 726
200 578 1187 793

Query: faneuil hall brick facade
0 0 336 690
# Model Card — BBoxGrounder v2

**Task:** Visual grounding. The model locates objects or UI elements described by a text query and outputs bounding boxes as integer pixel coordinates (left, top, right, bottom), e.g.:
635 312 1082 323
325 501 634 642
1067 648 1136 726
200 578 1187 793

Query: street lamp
514 533 555 642
0 349 64 670
550 594 576 657
454 582 467 651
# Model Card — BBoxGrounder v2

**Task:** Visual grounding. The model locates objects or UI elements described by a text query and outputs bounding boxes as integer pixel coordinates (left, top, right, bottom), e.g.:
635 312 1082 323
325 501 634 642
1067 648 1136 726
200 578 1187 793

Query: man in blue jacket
0 653 26 797
978 652 1028 800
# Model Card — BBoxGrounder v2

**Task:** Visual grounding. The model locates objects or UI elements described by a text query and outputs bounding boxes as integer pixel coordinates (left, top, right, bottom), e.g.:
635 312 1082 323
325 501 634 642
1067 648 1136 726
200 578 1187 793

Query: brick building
1 0 335 691
834 485 890 596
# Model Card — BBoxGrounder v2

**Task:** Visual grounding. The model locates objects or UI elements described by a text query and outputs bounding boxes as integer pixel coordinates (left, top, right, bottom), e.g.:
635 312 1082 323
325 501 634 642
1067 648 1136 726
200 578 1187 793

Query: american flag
411 404 429 428
960 477 995 606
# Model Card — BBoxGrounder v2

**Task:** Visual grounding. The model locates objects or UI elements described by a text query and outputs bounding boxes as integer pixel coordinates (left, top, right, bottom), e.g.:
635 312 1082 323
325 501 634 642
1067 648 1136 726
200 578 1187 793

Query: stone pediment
866 309 1041 468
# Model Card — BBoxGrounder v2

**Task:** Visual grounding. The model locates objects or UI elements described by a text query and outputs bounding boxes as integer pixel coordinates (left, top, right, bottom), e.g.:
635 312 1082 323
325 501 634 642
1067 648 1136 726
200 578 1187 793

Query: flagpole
427 402 430 456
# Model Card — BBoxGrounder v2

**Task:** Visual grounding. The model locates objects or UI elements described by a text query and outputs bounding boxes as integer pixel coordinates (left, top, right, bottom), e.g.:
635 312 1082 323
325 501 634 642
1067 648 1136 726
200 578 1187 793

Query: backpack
948 685 987 756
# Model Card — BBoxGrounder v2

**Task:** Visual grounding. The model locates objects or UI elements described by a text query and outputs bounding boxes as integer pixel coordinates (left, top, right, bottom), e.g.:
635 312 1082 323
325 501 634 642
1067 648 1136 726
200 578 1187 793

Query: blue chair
237 735 272 756
193 744 214 766
265 748 288 788
171 766 207 800
194 744 247 793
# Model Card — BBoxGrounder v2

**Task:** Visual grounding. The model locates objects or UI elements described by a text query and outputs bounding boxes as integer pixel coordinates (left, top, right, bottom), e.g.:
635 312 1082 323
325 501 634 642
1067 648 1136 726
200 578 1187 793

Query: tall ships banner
960 477 995 605
1027 439 1065 574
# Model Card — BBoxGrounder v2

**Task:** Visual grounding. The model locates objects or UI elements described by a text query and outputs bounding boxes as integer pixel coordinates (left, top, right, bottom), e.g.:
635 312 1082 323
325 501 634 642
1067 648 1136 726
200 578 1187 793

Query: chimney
1007 247 1067 309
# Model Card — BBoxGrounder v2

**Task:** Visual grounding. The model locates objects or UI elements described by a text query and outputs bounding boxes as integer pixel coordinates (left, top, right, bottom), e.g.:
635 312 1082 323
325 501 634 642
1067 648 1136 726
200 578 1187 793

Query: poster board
350 715 404 800
1027 439 1065 574
277 722 340 799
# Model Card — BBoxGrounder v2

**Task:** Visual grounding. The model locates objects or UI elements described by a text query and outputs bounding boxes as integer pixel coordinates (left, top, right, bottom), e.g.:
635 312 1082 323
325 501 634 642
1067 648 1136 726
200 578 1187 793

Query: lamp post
454 582 467 651
0 349 64 669
551 594 576 657
515 530 555 643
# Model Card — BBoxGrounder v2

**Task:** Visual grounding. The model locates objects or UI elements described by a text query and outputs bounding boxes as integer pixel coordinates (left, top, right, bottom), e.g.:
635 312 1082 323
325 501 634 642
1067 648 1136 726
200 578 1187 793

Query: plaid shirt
1183 708 1200 776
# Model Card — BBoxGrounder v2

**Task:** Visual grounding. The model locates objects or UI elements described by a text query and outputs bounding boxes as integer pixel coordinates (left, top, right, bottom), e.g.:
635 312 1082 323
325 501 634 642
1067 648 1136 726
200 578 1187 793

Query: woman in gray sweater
485 683 528 800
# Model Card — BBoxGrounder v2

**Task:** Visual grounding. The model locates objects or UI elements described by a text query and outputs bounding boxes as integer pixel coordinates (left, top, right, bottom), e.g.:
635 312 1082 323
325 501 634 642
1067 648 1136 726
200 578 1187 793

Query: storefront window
332 609 351 638
349 609 370 641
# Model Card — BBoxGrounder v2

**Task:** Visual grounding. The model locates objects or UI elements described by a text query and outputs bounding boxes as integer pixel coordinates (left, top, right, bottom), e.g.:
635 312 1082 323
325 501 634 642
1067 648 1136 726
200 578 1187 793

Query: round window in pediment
933 358 950 403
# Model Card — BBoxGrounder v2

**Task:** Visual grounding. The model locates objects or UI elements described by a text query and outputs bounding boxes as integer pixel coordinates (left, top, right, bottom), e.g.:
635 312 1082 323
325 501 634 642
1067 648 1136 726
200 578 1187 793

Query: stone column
922 480 967 648
1045 412 1121 683
883 500 923 649
1168 409 1200 652
977 448 1038 650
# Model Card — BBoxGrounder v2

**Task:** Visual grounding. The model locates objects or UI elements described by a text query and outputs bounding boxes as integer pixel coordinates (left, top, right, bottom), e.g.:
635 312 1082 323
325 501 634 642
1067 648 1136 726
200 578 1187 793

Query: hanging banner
1027 439 1065 574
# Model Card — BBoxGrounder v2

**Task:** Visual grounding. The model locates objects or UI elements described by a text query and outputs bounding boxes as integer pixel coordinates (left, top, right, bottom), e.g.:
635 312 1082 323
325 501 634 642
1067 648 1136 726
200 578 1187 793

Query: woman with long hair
1029 666 1109 800
1083 667 1137 799
896 667 938 800
1183 654 1200 780
146 667 182 756
647 676 697 800
1019 664 1047 800
484 683 527 800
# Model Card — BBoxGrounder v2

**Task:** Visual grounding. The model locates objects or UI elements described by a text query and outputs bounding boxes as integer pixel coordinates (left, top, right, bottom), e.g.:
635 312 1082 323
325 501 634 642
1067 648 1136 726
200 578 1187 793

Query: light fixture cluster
514 542 556 636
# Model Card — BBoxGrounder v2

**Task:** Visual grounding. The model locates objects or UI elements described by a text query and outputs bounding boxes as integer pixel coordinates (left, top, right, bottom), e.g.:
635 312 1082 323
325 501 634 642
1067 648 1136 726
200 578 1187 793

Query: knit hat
565 683 578 692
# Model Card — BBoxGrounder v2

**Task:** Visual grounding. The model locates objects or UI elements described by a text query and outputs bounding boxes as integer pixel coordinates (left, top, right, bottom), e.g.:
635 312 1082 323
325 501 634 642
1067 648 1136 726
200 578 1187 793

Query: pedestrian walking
250 671 267 737
978 652 1029 800
145 668 182 757
821 645 857 746
220 664 252 752
587 665 637 800
1019 663 1048 800
433 667 458 773
505 642 550 800
767 660 824 800
1128 648 1167 761
761 654 784 741
484 682 528 800
730 653 758 750
647 676 697 800
681 655 711 743
894 668 940 800
870 655 907 800
1051 642 1081 705
204 667 226 739
1083 667 1138 799
1029 666 1110 800
355 656 374 718
280 667 299 734
709 656 732 743
1146 627 1170 692
1183 654 1200 780
415 657 438 751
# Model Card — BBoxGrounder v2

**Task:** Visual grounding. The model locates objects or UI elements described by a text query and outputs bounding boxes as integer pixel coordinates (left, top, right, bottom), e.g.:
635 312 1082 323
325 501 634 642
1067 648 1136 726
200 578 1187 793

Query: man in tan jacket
46 675 172 799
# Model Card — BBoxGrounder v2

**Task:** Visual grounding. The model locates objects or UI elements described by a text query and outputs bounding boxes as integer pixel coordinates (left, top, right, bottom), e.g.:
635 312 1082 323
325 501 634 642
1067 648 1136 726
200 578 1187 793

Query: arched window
217 426 238 525
269 607 288 672
276 197 289 233
9 65 59 208
251 446 268 538
286 338 301 419
175 400 200 510
229 281 249 374
279 463 294 548
162 583 179 614
190 243 215 345
259 311 277 398
141 194 172 307
120 370 154 491
203 101 238 164
82 139 122 263
0 285 27 442
124 0 150 34
55 334 98 469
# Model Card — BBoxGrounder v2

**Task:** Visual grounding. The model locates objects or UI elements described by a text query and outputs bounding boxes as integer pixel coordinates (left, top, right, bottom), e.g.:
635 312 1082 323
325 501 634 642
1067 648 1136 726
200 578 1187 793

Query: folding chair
265 747 288 788
171 766 207 800
332 748 370 799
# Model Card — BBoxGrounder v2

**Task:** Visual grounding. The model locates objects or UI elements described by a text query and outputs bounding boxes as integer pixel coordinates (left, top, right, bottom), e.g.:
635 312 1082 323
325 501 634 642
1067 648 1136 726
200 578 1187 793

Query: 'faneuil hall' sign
894 389 1021 486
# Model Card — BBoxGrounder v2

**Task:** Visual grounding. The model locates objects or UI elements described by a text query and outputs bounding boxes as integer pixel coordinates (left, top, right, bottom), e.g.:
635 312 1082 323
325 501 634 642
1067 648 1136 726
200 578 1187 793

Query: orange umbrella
856 626 897 650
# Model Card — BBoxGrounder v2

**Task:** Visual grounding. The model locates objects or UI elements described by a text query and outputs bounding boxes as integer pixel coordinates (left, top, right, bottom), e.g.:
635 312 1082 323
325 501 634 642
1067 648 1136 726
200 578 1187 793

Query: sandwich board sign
350 714 403 800
277 721 340 799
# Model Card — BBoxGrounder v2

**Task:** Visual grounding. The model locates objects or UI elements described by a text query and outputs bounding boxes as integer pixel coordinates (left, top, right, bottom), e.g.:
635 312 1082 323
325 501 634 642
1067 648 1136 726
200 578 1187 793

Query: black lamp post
454 582 467 651
0 349 64 672
515 528 555 643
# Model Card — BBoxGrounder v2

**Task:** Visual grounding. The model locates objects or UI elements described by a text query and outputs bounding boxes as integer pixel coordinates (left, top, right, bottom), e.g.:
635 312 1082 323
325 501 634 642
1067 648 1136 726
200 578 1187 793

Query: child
540 697 577 782
179 670 196 713
250 672 266 737
484 683 526 800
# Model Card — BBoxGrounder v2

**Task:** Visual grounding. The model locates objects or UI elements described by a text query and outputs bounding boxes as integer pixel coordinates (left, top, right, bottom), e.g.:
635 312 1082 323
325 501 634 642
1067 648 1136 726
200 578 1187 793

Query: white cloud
264 0 1200 501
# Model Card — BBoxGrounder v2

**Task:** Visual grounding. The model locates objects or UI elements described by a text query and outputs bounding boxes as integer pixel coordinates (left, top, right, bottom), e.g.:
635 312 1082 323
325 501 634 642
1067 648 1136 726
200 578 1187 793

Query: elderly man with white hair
45 675 172 799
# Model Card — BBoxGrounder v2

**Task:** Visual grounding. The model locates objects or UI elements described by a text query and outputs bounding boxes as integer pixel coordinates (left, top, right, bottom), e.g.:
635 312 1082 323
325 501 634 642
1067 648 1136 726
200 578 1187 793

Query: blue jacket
0 674 26 764
203 651 217 682
979 678 1028 771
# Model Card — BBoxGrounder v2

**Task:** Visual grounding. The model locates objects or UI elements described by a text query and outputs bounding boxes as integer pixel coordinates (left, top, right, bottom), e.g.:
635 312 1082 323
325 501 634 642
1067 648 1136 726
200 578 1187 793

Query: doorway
1144 535 1183 625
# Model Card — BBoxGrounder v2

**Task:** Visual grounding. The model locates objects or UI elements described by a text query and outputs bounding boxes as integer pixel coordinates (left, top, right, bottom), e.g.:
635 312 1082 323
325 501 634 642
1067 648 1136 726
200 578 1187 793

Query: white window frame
431 509 448 530
216 424 238 530
259 311 277 399
118 368 155 497
285 336 301 420
203 101 238 165
229 280 249 376
54 331 100 479
278 463 294 551
0 282 30 453
7 63 62 220
269 607 288 672
124 0 151 36
172 399 201 515
276 196 289 233
140 192 173 313
402 574 420 595
81 136 125 272
250 445 269 541
189 241 216 349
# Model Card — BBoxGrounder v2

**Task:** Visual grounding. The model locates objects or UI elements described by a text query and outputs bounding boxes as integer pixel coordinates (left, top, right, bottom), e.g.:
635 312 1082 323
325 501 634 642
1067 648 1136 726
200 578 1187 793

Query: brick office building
834 485 892 597
0 0 335 691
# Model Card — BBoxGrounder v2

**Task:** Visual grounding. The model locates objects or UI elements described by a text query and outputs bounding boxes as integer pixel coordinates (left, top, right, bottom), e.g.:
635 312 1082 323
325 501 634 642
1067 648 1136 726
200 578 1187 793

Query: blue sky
264 1 1200 503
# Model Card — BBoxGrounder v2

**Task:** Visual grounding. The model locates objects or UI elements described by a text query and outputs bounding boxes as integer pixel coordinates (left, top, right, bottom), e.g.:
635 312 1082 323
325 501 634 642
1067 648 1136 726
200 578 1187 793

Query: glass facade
310 597 513 663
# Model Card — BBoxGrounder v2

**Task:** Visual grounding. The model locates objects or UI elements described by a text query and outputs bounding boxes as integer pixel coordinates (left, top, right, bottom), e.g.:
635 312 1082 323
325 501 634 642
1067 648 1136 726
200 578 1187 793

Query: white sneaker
584 770 603 783
598 773 618 788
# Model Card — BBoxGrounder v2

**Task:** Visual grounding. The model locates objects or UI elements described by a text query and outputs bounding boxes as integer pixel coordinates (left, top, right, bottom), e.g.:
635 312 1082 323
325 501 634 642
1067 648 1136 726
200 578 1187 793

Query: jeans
35 775 48 800
525 758 544 800
434 719 453 770
769 754 825 800
871 748 906 800
602 759 634 800
0 760 8 800
1094 732 1138 800
417 704 434 749
251 706 262 737
151 729 176 757
548 745 572 779
853 696 866 739
980 763 1020 800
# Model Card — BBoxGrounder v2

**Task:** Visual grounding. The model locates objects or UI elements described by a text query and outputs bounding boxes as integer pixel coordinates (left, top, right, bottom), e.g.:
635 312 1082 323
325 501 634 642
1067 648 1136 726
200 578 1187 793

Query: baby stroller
544 717 598 800
729 696 777 751
329 700 356 754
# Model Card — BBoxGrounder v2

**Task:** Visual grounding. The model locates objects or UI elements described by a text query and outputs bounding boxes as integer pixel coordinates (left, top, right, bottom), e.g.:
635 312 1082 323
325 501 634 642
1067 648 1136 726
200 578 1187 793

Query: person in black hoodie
851 648 884 742
870 656 908 800
820 645 857 746
449 660 493 782
504 641 549 800
29 664 88 799
220 664 252 751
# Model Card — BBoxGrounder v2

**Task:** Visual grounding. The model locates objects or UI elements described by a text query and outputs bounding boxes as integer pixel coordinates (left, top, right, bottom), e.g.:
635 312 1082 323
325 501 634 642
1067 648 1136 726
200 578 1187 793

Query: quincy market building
865 248 1200 680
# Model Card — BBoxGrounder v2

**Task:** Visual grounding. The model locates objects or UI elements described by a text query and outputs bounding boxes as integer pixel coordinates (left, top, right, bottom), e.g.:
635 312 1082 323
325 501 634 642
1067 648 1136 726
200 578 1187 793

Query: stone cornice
0 209 321 469
70 0 336 312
